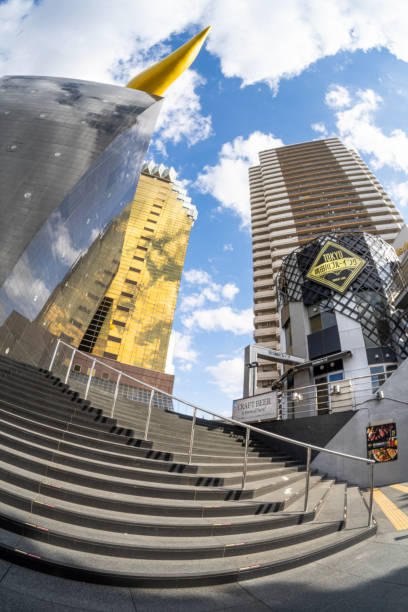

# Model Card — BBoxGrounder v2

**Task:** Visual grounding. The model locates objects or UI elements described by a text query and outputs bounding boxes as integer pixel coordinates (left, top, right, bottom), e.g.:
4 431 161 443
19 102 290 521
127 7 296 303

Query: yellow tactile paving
391 484 408 495
373 488 408 531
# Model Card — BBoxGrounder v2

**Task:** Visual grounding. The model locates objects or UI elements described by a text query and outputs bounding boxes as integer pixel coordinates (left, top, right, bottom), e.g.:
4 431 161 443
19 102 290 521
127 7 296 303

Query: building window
370 364 398 392
308 307 336 333
112 319 125 327
78 296 113 353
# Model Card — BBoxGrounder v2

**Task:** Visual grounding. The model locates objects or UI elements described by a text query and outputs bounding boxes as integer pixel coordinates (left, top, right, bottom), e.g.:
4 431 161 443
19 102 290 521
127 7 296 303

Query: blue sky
2 0 408 416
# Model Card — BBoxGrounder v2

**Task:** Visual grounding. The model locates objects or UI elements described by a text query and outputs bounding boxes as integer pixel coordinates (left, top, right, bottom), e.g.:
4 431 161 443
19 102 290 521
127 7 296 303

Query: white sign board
232 391 278 422
257 346 305 365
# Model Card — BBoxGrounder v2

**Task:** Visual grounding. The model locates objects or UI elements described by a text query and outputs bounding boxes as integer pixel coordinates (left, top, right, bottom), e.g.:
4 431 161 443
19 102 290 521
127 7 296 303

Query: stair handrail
49 338 375 527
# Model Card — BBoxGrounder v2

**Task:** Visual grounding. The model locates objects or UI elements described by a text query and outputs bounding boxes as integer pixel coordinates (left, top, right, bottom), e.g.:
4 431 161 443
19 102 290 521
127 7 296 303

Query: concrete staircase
0 355 376 587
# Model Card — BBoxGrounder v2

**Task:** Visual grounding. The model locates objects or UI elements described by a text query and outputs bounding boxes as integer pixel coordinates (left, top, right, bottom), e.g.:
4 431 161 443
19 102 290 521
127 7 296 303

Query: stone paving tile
320 540 408 586
0 585 87 612
1 564 136 612
130 582 255 612
0 558 11 582
239 562 364 611
240 560 408 612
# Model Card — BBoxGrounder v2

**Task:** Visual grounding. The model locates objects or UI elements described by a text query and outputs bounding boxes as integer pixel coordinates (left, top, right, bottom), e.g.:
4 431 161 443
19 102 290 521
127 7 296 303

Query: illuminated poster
366 422 398 462
306 240 366 293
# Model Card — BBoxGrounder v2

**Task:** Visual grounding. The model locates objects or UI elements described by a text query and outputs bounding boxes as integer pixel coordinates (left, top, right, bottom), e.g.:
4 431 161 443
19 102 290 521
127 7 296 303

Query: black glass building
277 232 408 397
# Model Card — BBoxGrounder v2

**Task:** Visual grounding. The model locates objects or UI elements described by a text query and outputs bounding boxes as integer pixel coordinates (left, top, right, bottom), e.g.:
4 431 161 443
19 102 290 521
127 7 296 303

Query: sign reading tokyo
232 392 278 422
306 240 366 294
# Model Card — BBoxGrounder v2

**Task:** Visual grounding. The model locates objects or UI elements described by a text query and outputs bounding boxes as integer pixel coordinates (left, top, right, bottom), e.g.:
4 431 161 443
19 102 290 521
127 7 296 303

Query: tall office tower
249 137 404 391
37 162 197 373
81 162 197 372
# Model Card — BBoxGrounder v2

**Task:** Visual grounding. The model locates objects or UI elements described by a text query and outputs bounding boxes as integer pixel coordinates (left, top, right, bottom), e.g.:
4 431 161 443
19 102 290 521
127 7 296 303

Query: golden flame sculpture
126 26 211 96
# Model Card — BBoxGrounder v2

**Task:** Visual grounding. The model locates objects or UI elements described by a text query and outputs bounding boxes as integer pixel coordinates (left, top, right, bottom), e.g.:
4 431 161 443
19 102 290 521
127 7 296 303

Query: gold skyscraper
38 163 196 374
87 162 197 371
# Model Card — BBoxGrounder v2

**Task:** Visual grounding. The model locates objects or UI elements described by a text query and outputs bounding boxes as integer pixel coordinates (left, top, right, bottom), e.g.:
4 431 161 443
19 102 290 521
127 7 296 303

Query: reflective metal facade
0 76 162 366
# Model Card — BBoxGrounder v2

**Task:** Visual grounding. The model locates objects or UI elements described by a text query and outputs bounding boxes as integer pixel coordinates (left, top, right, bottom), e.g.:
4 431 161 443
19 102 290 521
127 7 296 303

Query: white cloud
3 254 50 319
311 122 328 137
166 330 198 375
184 269 212 285
183 306 252 335
206 357 243 397
388 181 408 208
202 287 219 302
179 293 206 312
178 362 192 371
173 331 198 362
181 268 240 312
4 0 408 105
0 0 210 146
154 69 212 146
221 283 239 300
204 0 408 92
327 85 408 174
48 214 82 266
196 131 284 226
325 84 351 108
223 244 234 252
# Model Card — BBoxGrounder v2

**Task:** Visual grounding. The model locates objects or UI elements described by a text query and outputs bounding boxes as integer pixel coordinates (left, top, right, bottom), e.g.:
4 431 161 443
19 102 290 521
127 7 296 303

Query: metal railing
49 338 375 527
278 374 379 419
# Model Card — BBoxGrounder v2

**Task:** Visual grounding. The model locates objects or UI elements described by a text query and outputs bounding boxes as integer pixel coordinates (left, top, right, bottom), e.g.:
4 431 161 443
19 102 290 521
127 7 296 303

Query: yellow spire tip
126 26 211 96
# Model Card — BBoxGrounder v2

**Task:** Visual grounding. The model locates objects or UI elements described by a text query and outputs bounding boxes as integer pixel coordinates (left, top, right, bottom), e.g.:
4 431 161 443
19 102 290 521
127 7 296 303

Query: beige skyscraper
249 137 404 391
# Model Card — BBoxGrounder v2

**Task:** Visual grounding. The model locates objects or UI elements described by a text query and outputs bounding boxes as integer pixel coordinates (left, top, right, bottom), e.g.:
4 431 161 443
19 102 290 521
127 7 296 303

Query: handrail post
304 446 311 512
84 358 96 400
49 338 60 371
110 372 122 419
242 427 250 489
188 408 197 465
64 347 76 384
144 389 154 441
350 379 356 410
368 462 374 527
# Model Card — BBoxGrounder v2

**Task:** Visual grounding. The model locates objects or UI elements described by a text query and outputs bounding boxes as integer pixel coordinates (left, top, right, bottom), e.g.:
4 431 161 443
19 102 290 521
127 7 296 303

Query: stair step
0 429 302 488
0 465 323 518
1 443 310 501
0 403 288 463
0 354 376 587
0 488 344 559
0 523 375 587
0 414 298 474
